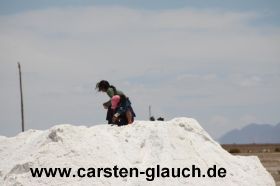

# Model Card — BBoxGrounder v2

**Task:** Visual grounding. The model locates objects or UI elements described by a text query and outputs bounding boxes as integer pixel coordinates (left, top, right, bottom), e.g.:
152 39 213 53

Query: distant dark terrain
222 144 280 186
219 123 280 144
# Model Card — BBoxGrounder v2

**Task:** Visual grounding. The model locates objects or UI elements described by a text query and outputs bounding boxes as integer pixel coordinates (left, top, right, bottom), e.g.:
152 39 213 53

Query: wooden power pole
18 62 25 132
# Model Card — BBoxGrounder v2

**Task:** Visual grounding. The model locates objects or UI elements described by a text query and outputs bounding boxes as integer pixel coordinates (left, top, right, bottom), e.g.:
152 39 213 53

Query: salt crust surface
0 118 275 186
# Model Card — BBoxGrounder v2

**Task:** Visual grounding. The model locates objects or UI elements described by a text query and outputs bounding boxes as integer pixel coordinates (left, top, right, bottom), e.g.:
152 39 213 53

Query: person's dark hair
96 80 110 91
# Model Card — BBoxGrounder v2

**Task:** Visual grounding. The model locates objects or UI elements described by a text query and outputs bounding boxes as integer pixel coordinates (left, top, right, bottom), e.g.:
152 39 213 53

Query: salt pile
0 118 275 186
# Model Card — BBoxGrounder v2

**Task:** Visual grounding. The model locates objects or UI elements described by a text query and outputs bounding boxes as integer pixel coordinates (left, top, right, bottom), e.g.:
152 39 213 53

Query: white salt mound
0 118 275 186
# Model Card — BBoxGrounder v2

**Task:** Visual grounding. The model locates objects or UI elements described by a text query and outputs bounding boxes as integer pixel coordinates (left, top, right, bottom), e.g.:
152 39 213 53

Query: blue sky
0 0 279 140
1 0 279 27
0 0 279 12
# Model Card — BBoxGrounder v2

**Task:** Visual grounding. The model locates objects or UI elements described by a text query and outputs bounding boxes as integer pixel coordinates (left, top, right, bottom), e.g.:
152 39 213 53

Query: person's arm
115 96 127 115
112 97 127 122
103 100 111 109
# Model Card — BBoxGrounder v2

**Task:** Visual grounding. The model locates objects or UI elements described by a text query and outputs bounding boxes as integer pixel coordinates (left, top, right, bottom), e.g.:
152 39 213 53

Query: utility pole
18 62 25 132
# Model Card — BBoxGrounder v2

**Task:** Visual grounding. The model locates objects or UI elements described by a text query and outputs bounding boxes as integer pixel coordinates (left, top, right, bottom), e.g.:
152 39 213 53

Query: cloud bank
0 6 279 138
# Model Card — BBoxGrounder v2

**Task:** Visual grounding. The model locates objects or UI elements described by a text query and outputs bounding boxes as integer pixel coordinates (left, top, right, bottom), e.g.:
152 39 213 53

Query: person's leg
106 107 114 124
126 110 133 124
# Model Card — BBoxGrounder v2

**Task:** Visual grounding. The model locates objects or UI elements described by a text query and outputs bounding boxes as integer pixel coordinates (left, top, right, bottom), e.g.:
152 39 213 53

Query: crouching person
111 95 135 126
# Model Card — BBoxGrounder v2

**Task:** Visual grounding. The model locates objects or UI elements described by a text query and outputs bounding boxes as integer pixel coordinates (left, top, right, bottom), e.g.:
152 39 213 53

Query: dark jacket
112 95 136 126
